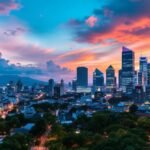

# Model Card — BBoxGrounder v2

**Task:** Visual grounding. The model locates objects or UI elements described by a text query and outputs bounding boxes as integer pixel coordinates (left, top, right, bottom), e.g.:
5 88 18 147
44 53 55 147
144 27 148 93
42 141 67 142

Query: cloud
0 0 20 15
3 27 26 36
46 60 71 74
69 0 150 44
0 53 72 81
85 16 98 27
0 54 42 75
0 23 73 81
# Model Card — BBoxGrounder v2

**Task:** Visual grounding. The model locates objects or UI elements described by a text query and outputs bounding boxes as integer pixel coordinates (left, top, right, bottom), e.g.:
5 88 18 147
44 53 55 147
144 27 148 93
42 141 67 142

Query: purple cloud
0 53 72 81
0 0 20 15
3 27 26 36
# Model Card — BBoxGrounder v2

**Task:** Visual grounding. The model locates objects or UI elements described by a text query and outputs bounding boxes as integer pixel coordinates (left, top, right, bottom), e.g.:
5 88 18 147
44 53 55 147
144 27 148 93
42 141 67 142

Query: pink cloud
0 0 20 15
85 16 98 27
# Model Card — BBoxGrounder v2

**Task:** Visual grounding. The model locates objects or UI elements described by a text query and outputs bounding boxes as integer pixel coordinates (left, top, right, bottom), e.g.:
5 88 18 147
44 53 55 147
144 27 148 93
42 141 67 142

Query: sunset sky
0 0 150 82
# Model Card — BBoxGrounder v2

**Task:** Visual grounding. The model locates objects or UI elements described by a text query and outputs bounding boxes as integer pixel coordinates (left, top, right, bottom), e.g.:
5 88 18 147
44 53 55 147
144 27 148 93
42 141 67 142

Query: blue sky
12 0 101 33
0 0 150 82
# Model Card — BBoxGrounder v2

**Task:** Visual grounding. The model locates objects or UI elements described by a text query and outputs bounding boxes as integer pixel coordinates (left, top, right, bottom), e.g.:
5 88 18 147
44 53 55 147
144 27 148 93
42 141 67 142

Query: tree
44 112 56 125
129 104 138 113
0 134 31 150
30 118 47 137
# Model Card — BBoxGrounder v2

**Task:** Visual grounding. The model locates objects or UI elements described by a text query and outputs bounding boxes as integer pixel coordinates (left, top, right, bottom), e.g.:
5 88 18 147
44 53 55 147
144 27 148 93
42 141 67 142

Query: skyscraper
48 79 55 97
119 47 135 94
77 67 88 87
72 79 77 91
138 57 148 89
93 68 104 90
106 65 116 93
146 63 150 100
133 85 145 103
60 79 65 95
147 63 150 85
54 80 65 99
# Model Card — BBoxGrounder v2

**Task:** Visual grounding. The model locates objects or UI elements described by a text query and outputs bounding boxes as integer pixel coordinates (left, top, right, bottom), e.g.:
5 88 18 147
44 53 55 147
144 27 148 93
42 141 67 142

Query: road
31 125 51 150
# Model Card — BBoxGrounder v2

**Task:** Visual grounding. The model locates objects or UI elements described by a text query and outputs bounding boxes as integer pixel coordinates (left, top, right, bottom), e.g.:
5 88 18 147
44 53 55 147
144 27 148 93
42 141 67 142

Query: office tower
93 68 104 90
77 67 88 87
147 63 150 85
138 72 143 85
119 47 135 95
138 57 148 90
133 85 145 103
48 79 55 97
106 65 116 93
146 63 150 100
133 71 138 87
119 69 122 88
146 86 150 101
54 83 64 99
72 79 77 91
60 79 65 95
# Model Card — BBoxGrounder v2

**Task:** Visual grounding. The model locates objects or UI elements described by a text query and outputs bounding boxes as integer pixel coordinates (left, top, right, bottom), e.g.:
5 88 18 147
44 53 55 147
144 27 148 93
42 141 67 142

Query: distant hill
0 75 46 86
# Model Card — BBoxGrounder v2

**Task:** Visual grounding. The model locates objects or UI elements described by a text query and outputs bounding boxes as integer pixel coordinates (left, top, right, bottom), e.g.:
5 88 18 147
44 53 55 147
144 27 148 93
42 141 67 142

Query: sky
0 0 150 82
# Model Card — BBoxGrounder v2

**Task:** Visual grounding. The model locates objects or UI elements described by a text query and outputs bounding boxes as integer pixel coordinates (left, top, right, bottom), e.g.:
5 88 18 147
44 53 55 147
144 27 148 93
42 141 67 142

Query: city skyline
0 0 150 82
0 1 150 149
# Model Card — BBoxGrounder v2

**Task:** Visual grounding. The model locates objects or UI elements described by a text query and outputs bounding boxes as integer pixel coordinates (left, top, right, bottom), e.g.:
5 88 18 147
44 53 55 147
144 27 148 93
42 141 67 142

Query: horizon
0 0 150 82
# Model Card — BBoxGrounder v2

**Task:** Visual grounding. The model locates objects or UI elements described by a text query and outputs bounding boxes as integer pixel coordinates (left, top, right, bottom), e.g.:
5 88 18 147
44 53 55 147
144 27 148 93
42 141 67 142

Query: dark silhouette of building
72 79 77 91
77 67 88 87
60 79 65 95
54 83 64 99
48 79 55 97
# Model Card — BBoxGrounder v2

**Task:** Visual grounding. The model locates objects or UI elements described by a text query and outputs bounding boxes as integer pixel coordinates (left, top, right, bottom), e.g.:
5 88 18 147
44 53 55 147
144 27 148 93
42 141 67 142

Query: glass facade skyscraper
147 63 150 85
93 68 104 90
77 67 88 87
48 79 55 96
106 65 116 93
119 47 135 94
138 57 148 89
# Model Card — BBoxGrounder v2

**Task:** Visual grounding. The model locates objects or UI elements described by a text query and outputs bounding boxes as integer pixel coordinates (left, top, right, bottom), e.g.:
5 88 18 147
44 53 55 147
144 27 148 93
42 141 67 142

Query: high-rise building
77 67 88 87
147 63 150 85
72 79 77 91
138 57 148 90
133 85 145 103
106 65 116 93
146 86 150 101
48 79 55 97
93 68 104 90
119 47 135 95
60 79 65 95
54 82 64 99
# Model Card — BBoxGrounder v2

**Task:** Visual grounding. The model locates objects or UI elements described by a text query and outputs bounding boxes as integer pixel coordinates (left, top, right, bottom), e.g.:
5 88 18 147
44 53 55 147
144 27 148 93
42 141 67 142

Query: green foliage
50 112 149 150
44 112 56 125
51 123 66 138
129 104 138 113
137 116 150 130
0 134 32 150
30 118 47 137
33 102 68 112
0 114 26 134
